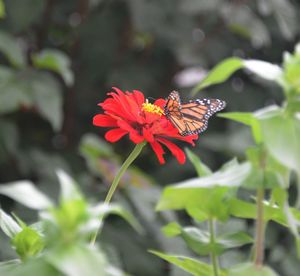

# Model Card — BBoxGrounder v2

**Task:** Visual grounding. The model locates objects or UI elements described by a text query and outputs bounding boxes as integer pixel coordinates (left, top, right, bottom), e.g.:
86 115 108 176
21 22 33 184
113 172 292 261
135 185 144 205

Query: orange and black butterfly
164 91 226 136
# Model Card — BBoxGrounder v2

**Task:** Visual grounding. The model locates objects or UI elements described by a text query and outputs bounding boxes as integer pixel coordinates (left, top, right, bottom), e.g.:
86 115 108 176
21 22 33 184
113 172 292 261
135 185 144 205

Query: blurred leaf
0 181 53 209
157 160 250 221
162 222 181 237
228 262 279 276
90 203 143 234
12 227 44 260
0 258 59 276
191 57 243 95
282 201 300 257
0 68 63 130
46 244 108 276
243 60 283 82
258 114 300 173
221 4 270 48
32 49 74 86
219 112 262 143
0 66 33 114
282 43 300 93
217 232 253 250
79 133 114 159
56 170 83 202
185 148 212 177
162 223 252 256
30 72 63 131
157 185 227 212
0 119 19 160
0 0 5 18
0 209 22 238
149 250 227 276
270 0 298 40
242 146 289 189
51 199 88 234
0 260 20 274
169 161 251 189
227 198 300 228
5 0 45 33
0 31 26 68
178 227 213 256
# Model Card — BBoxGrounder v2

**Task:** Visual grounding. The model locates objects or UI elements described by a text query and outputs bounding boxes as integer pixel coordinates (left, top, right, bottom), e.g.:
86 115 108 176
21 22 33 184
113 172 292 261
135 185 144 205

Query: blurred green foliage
0 0 300 275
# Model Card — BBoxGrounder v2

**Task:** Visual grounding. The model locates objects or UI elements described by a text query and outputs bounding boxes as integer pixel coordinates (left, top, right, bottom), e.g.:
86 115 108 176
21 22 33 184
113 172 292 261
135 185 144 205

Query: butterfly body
164 91 226 136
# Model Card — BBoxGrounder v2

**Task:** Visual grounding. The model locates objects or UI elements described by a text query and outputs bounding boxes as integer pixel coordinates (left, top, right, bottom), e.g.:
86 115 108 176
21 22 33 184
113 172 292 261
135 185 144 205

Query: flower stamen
142 99 164 116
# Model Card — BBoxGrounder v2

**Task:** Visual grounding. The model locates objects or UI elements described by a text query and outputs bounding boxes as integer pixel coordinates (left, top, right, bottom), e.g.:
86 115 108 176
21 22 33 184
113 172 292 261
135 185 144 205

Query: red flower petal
105 128 128 142
116 120 143 143
150 141 165 164
143 127 154 142
157 137 186 164
154 98 166 108
132 90 145 106
129 132 145 144
93 114 117 127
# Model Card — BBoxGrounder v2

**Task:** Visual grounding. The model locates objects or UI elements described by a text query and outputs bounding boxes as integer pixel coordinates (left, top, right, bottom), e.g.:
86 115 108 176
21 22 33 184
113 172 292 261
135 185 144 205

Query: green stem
254 188 265 268
208 218 219 276
90 141 147 245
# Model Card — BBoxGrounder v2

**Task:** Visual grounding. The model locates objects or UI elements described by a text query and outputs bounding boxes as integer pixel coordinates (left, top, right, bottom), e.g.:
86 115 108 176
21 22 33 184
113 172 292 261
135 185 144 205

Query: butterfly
164 91 226 136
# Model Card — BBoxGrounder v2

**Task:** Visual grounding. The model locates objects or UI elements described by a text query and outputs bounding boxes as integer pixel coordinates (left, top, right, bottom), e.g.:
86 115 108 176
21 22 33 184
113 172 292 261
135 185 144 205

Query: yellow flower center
142 99 164 116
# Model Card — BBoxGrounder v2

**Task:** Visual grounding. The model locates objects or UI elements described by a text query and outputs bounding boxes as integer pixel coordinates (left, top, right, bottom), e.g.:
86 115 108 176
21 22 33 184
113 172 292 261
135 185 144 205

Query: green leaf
79 133 114 159
185 148 212 177
179 227 215 256
242 146 288 190
228 262 279 276
170 161 251 189
228 198 298 227
149 250 227 276
157 185 227 211
0 119 19 160
0 31 26 68
282 201 300 257
0 258 59 276
90 203 144 234
218 112 262 143
157 160 250 221
12 227 44 260
243 60 283 82
56 170 83 202
162 223 252 256
0 181 53 209
191 57 243 95
162 222 181 237
258 113 300 172
217 232 253 250
0 209 22 238
0 66 33 114
30 72 63 131
0 260 20 274
32 49 74 86
51 199 88 233
0 0 5 18
46 244 108 276
282 43 300 93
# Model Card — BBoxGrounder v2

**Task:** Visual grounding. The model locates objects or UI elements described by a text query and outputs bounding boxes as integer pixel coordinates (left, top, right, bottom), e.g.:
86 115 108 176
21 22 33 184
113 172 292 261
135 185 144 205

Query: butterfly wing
164 91 188 135
164 91 226 136
180 99 226 135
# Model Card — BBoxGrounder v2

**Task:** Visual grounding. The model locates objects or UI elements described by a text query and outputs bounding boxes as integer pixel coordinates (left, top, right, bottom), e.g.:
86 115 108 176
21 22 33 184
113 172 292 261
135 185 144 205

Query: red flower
93 87 198 164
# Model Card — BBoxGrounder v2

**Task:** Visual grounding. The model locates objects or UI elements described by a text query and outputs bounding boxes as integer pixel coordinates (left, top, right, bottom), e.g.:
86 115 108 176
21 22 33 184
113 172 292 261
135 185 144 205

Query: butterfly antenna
147 97 157 101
